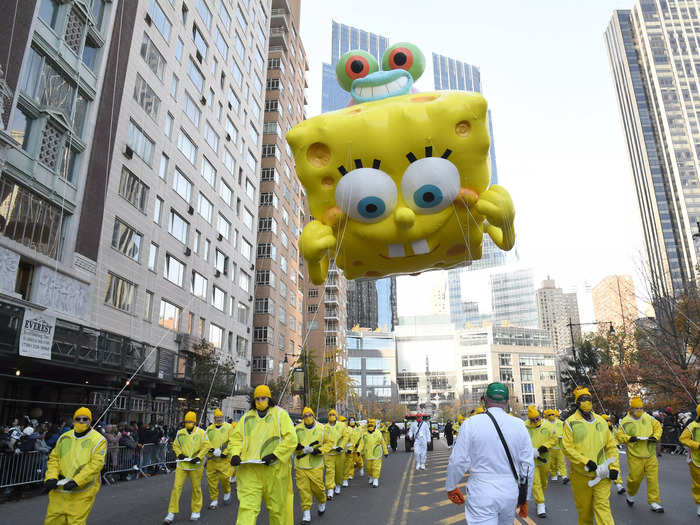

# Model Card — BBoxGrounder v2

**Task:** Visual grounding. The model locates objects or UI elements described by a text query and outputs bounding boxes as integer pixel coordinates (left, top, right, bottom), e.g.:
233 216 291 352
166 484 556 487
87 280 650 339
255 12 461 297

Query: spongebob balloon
287 42 515 285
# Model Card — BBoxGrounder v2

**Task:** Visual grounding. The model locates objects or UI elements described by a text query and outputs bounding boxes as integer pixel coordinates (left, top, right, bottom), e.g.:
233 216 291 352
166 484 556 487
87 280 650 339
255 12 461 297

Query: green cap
486 382 509 401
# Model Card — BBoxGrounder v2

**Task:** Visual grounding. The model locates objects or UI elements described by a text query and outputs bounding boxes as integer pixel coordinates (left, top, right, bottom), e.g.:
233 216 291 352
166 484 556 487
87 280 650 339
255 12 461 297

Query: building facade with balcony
250 0 307 401
0 0 271 424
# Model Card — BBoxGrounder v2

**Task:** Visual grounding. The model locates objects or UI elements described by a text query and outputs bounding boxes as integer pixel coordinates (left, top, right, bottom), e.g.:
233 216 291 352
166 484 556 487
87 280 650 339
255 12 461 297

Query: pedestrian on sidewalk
408 414 430 470
444 420 454 448
388 421 400 452
616 396 664 512
358 418 388 488
445 382 533 525
163 411 209 523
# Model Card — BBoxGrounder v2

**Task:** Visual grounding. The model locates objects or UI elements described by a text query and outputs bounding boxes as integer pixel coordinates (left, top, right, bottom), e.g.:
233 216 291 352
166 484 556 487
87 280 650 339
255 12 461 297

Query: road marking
387 453 412 525
399 458 417 525
437 512 465 524
521 516 537 525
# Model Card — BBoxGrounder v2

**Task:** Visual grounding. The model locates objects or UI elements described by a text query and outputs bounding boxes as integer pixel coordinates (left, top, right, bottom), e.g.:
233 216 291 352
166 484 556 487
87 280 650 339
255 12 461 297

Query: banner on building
19 309 56 360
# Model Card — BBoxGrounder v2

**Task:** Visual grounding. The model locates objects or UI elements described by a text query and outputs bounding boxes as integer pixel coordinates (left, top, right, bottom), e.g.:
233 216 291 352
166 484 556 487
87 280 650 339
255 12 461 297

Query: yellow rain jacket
380 423 390 446
551 418 565 449
172 426 209 470
207 422 233 457
295 421 331 469
562 411 619 477
358 429 388 460
45 428 106 492
616 412 662 458
346 424 363 452
526 420 557 462
680 421 700 467
325 420 347 455
228 405 297 463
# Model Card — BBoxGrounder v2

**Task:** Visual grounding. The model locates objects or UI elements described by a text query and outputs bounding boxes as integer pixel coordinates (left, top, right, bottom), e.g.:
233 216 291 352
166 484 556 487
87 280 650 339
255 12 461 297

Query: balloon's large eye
401 158 460 214
382 42 425 81
335 168 397 223
336 50 379 92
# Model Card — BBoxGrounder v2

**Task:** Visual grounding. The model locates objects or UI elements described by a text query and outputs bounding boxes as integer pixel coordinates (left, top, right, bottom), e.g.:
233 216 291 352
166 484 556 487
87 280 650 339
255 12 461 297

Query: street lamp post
567 318 614 360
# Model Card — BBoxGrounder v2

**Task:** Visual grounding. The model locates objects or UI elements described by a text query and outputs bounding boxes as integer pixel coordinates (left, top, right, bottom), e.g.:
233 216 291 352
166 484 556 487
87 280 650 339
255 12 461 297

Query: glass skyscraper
321 21 396 330
605 1 700 297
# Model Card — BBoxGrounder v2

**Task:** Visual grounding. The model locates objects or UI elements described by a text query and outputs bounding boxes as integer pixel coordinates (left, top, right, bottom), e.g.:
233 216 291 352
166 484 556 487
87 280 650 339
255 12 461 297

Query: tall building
592 275 638 328
251 0 307 395
0 0 271 423
346 279 378 329
346 328 398 404
536 278 581 353
490 268 539 328
605 1 700 297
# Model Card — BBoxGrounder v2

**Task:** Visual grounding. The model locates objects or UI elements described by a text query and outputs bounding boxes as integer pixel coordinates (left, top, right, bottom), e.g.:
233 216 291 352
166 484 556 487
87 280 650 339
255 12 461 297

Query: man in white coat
409 414 431 470
446 382 534 525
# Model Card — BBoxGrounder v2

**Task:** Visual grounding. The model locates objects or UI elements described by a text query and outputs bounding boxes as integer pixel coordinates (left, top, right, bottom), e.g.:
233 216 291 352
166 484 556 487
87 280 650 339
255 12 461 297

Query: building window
191 271 207 300
256 243 276 260
38 0 59 29
127 120 154 165
308 289 318 298
153 196 163 224
163 253 185 286
197 193 213 223
140 33 166 80
259 192 278 208
233 31 245 58
112 219 142 261
255 297 274 314
144 291 153 321
192 24 208 60
212 286 225 311
172 168 192 203
238 271 251 292
187 58 205 92
7 108 33 151
215 249 228 274
498 353 512 366
236 302 248 323
184 92 201 127
258 216 276 233
261 144 279 160
255 270 276 288
215 26 229 59
158 299 181 331
462 354 488 367
177 129 197 165
204 121 219 152
253 326 271 343
148 242 158 271
219 180 232 206
119 167 148 211
499 368 513 382
209 323 223 348
164 114 173 139
170 74 178 98
104 272 136 313
134 74 161 120
195 0 212 28
148 0 172 41
168 210 189 244
217 214 231 239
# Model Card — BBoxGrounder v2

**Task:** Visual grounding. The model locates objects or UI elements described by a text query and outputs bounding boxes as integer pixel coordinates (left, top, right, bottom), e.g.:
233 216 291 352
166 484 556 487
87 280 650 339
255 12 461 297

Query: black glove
189 457 201 464
230 455 241 466
630 436 638 443
356 451 361 456
209 448 215 454
312 449 322 455
537 446 548 455
63 480 78 491
43 479 58 492
585 460 597 472
177 454 186 460
296 443 304 451
609 469 619 480
384 454 388 458
334 447 343 452
261 453 277 466
648 436 658 443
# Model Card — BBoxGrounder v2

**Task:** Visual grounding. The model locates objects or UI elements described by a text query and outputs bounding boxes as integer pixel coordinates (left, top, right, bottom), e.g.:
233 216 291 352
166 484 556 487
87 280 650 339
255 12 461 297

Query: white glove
56 479 70 487
533 448 540 459
213 448 221 457
303 446 314 454
595 464 609 479
14 448 20 455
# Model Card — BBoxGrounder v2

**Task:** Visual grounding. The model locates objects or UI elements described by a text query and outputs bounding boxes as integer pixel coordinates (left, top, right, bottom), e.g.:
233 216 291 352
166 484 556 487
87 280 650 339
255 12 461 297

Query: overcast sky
298 0 646 315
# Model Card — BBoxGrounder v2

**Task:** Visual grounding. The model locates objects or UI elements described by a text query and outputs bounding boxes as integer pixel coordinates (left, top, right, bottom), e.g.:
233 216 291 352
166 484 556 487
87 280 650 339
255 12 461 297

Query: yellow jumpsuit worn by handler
546 409 569 483
525 406 557 518
616 396 664 512
164 411 209 523
206 408 233 509
228 384 297 525
602 414 626 494
380 422 390 449
229 420 238 483
344 417 363 483
43 407 106 525
295 407 331 523
324 409 347 497
679 404 700 518
358 419 388 488
562 388 619 525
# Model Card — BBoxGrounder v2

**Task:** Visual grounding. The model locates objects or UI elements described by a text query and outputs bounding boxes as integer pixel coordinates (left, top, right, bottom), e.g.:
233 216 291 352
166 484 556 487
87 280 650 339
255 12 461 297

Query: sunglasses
74 417 90 423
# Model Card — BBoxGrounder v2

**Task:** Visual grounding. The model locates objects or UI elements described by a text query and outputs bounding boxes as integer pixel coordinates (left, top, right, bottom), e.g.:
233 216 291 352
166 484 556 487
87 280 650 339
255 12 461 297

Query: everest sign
19 309 56 360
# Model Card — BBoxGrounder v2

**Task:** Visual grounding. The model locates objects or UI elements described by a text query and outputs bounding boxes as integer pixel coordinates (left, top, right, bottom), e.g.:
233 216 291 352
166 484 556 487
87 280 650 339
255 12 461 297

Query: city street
4 438 700 524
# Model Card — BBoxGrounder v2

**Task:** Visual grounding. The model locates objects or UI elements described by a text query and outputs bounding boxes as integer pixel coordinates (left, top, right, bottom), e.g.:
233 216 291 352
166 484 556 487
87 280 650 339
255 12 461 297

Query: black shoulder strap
485 410 519 482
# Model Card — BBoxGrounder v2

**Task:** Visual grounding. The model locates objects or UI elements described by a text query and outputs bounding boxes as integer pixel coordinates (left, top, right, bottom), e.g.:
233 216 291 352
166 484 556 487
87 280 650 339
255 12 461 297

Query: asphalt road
3 437 700 524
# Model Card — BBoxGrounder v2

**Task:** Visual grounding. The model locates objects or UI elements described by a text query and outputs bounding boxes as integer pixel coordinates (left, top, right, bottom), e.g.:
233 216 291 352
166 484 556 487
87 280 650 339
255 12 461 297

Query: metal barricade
102 443 176 485
102 445 143 484
138 443 175 473
0 451 47 489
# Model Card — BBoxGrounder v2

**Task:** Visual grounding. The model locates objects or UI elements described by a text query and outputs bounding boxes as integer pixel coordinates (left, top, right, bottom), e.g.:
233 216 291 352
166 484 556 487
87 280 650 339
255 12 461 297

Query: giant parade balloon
286 42 515 285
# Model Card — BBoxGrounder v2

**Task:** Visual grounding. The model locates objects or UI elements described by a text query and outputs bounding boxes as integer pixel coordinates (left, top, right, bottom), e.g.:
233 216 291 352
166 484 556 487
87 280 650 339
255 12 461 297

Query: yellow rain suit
380 423 390 448
358 428 388 480
324 419 347 489
562 411 619 525
206 421 233 501
44 428 106 525
617 411 662 504
548 416 568 478
344 424 363 480
680 420 700 504
168 426 209 514
228 406 297 525
295 421 331 510
526 419 557 504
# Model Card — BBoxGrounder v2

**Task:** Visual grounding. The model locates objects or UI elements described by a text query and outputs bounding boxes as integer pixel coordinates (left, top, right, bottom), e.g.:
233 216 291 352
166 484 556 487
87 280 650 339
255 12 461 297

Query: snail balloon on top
286 42 515 285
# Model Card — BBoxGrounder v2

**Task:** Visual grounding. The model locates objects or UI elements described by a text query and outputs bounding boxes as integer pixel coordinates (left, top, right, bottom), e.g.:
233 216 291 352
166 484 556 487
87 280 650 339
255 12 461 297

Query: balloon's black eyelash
408 148 452 164
354 159 363 168
337 166 347 176
337 158 382 175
